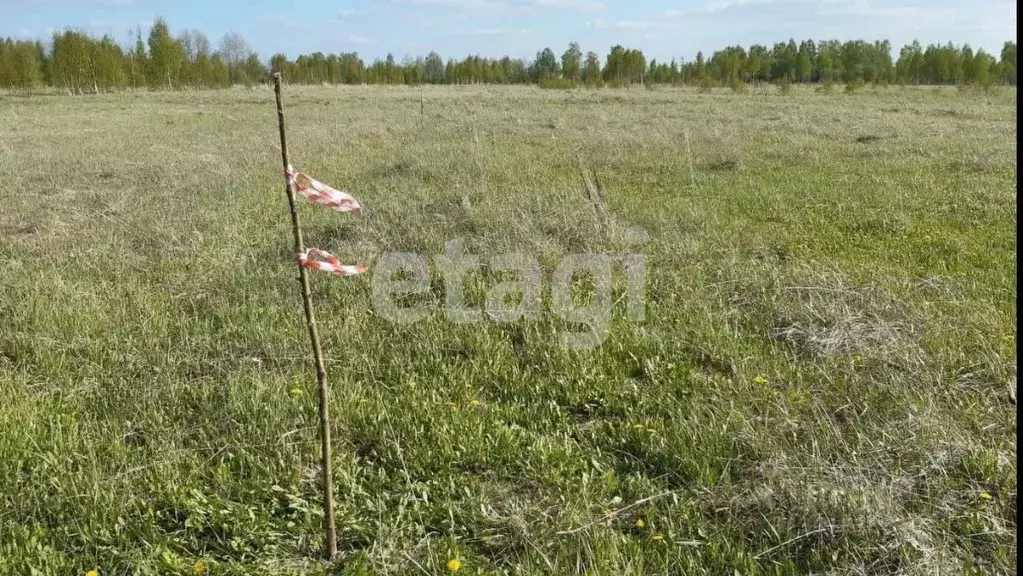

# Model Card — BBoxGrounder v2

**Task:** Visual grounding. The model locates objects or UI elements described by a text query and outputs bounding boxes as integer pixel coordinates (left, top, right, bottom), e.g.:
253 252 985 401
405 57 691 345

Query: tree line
0 17 1016 91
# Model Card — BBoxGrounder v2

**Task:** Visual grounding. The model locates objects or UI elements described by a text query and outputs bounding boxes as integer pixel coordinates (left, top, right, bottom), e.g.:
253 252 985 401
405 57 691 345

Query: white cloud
389 0 498 6
17 0 137 5
262 14 315 29
815 0 955 19
589 18 660 30
523 0 605 11
339 8 371 17
388 0 603 12
459 27 532 34
664 0 803 18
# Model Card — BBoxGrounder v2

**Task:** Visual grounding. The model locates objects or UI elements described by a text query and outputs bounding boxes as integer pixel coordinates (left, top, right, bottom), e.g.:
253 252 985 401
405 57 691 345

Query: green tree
423 51 445 83
561 41 582 82
270 53 290 77
125 27 147 89
532 47 560 82
769 40 797 79
694 51 706 82
896 40 923 84
176 28 210 86
581 51 601 86
219 32 251 85
817 41 841 82
241 53 266 86
384 53 403 84
52 30 94 93
209 52 230 87
148 18 184 88
190 31 213 87
746 44 769 82
711 45 746 82
970 49 994 86
403 56 425 84
6 22 1020 91
339 52 365 84
999 42 1016 84
0 39 44 88
960 45 976 83
795 40 813 82
839 40 865 81
603 45 645 85
93 35 126 91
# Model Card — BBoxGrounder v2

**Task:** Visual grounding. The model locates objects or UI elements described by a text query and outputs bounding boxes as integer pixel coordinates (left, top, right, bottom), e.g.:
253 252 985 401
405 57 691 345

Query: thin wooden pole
272 72 338 560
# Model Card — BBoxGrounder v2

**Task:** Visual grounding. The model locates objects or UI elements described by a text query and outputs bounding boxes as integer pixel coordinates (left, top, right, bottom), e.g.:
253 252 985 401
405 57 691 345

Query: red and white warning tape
298 248 368 277
287 164 362 214
284 165 367 277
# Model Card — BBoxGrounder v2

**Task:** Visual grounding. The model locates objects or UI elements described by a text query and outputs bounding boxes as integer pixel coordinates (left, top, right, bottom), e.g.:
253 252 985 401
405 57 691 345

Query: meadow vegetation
0 83 1016 575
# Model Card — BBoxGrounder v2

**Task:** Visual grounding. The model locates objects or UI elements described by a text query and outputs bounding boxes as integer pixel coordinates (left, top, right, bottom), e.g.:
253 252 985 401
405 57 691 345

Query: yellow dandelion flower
194 561 208 574
979 491 993 501
85 571 99 576
652 534 664 542
752 375 769 385
470 399 481 407
447 558 462 572
288 387 304 398
635 518 645 529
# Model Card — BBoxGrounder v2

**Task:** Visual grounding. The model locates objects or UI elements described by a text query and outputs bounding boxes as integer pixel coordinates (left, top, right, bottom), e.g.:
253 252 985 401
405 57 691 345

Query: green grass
0 84 1016 575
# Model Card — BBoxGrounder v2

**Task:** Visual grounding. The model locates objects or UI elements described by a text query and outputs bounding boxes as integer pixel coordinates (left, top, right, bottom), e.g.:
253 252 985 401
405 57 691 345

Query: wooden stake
272 73 339 560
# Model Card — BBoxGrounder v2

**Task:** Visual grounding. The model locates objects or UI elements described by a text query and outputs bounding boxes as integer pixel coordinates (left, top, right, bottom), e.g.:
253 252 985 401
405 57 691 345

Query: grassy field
0 83 1016 575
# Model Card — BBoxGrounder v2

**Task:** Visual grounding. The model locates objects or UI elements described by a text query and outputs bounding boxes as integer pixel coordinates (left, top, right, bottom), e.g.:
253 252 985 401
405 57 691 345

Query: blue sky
0 0 1015 62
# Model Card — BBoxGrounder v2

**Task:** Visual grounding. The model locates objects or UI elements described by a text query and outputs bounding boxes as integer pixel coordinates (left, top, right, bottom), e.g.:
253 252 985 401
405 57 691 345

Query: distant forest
0 17 1017 92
